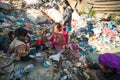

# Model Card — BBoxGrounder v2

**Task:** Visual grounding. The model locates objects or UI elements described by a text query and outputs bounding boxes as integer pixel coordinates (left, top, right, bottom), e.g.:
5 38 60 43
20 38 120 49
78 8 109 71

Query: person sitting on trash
85 53 120 80
10 27 30 61
50 23 66 51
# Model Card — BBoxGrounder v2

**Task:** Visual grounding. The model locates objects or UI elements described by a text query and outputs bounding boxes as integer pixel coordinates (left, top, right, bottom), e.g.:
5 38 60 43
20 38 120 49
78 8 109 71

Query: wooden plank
96 0 120 2
95 11 120 15
95 1 120 5
93 4 120 8
95 10 120 12
40 9 55 22
89 1 120 16
94 7 120 11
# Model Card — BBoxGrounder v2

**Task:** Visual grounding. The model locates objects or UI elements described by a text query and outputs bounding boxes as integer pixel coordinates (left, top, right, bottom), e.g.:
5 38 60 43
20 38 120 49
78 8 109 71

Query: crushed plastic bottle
14 64 36 80
44 60 51 68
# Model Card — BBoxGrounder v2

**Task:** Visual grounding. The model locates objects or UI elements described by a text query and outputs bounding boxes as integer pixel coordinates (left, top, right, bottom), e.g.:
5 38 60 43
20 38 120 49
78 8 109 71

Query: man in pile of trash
85 53 120 80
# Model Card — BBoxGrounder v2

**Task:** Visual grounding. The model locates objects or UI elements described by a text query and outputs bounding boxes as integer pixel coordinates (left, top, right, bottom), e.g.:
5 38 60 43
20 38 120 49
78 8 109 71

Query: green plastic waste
86 53 99 64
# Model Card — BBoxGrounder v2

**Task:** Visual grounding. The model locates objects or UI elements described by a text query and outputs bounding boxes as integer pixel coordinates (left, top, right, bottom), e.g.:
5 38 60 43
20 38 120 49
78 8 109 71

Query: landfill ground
0 46 120 80
0 0 120 80
20 46 120 80
19 46 120 80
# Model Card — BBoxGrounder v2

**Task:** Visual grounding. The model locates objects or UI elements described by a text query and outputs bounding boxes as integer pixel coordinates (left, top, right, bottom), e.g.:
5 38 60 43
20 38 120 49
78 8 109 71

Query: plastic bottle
14 64 36 79
44 60 51 68
24 64 36 72
29 53 44 63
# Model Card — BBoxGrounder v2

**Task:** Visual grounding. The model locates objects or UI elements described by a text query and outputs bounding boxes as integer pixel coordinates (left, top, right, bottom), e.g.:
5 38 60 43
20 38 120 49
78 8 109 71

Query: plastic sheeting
24 0 40 5
26 9 48 24
45 8 63 23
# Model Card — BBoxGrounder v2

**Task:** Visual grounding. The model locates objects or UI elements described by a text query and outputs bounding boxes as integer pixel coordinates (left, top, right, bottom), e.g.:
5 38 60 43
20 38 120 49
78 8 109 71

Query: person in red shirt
50 23 67 51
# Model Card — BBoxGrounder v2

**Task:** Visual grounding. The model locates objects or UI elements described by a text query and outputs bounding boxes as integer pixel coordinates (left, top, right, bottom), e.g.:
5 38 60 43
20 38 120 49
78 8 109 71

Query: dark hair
55 23 62 31
63 0 70 6
79 0 82 3
63 0 74 13
15 27 28 37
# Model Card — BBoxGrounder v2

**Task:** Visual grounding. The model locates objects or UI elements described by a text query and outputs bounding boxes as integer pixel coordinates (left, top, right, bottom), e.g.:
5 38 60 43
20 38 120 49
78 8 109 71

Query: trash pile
71 11 120 52
0 0 120 80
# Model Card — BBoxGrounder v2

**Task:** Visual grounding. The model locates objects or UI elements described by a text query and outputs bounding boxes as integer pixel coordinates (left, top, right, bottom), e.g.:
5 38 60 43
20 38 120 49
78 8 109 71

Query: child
10 27 30 61
50 23 66 51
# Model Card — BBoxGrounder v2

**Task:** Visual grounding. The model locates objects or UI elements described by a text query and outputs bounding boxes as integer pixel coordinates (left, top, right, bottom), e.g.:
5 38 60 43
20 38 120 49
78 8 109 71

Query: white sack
45 8 63 23
24 0 40 5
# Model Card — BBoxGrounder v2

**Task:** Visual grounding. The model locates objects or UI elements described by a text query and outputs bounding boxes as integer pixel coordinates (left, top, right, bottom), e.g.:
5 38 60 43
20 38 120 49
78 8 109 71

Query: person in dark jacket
62 0 73 32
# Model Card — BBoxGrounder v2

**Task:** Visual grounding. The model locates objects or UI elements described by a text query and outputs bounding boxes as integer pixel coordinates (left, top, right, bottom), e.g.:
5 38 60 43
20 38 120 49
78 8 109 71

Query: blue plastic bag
44 61 51 68
66 26 71 32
